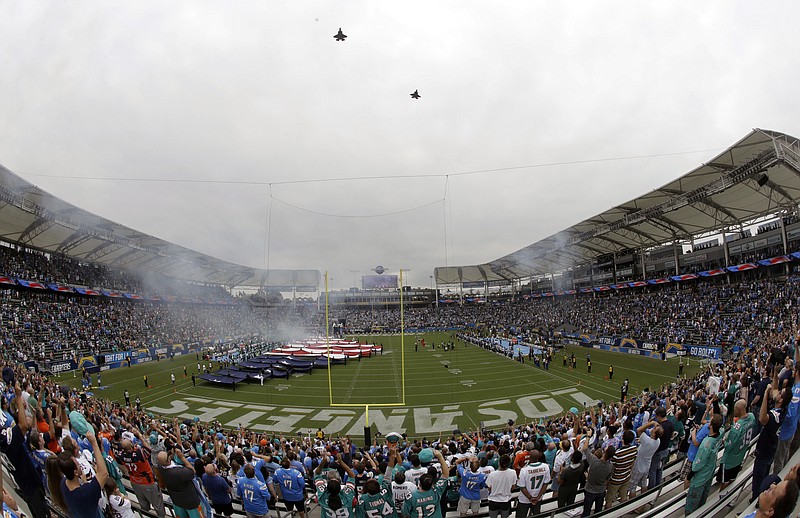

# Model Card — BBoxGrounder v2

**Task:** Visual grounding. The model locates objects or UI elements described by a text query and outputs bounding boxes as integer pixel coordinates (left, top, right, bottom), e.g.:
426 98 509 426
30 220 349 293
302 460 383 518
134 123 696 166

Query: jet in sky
334 28 347 41
410 90 421 99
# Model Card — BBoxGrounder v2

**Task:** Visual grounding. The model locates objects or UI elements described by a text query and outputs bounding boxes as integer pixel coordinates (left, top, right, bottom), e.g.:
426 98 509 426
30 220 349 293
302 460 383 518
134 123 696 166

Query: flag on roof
47 284 74 293
17 279 47 289
611 283 629 289
564 289 577 295
101 291 124 298
628 281 647 288
758 255 790 266
727 263 758 273
579 287 593 293
75 288 101 296
124 293 143 299
698 268 726 277
647 278 671 285
670 274 698 281
594 286 611 291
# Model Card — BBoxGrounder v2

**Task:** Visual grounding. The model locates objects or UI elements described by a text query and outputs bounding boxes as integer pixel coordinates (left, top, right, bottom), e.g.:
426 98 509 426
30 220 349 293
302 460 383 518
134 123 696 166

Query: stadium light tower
349 269 360 289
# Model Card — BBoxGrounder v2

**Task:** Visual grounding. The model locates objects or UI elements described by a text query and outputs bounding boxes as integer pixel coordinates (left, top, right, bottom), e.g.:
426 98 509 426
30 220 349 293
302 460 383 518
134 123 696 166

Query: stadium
3 4 800 518
2 130 800 518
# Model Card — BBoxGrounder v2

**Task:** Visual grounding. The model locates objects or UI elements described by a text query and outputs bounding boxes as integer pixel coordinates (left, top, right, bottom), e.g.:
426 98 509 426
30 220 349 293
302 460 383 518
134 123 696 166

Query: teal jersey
356 477 396 518
316 476 357 518
691 433 722 487
721 413 756 468
402 478 447 518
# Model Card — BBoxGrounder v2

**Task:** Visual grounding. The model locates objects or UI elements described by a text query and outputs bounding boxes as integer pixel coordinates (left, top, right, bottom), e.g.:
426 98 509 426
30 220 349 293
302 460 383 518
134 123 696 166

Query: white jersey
108 494 136 518
391 480 417 513
404 467 427 487
517 462 551 503
477 465 495 500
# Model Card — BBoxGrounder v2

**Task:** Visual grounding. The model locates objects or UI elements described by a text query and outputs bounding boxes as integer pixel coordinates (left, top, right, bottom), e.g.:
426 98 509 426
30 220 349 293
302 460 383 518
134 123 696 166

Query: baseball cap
418 448 434 464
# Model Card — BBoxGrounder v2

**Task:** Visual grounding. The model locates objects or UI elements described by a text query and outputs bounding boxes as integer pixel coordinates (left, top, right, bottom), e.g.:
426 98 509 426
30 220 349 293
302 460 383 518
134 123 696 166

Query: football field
61 333 701 440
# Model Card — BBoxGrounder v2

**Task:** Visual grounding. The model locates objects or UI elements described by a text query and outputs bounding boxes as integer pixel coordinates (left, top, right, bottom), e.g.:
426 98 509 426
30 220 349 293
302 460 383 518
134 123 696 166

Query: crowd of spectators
1 322 800 518
0 244 233 303
327 274 800 350
0 290 314 365
0 269 796 370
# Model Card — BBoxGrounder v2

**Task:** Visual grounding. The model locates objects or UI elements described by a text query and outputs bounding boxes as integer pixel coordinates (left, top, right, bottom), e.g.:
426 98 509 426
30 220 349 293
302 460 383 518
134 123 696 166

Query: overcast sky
1 1 799 290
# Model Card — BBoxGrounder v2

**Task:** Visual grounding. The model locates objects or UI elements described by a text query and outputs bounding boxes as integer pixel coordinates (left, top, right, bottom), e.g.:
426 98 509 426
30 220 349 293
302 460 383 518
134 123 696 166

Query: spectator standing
402 449 449 518
605 430 637 509
115 438 166 517
454 456 486 516
157 450 202 518
104 478 135 518
556 450 586 508
59 431 109 518
202 463 234 517
718 400 756 492
315 454 357 518
551 440 573 498
579 436 614 517
485 454 516 518
752 383 789 501
0 384 49 518
648 407 673 489
773 363 800 474
275 457 307 518
685 415 723 514
515 450 550 517
238 464 273 518
628 421 661 510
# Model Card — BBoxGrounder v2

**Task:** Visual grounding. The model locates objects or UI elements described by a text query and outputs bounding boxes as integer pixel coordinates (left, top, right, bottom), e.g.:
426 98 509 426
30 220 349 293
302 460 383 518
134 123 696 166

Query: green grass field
60 333 702 440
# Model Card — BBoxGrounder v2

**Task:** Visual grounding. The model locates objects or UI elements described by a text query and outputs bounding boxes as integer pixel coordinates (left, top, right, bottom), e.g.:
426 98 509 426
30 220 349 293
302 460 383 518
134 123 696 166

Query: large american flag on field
0 276 16 285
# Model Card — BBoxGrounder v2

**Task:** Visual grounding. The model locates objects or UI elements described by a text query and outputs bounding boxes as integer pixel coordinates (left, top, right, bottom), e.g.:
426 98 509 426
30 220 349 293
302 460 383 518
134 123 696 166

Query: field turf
60 333 702 440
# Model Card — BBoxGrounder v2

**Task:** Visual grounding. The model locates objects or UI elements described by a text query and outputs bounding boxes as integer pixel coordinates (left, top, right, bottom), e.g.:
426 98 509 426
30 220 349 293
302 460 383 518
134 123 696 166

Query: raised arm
336 452 356 479
435 448 449 477
86 432 109 487
760 383 772 426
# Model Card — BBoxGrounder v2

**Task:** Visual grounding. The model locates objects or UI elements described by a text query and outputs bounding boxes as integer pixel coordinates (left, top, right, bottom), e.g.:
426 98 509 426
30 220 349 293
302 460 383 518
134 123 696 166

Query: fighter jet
334 28 347 41
410 90 421 99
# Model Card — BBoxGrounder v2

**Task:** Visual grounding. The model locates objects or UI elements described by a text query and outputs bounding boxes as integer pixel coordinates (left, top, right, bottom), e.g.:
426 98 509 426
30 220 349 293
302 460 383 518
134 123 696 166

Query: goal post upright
324 269 407 442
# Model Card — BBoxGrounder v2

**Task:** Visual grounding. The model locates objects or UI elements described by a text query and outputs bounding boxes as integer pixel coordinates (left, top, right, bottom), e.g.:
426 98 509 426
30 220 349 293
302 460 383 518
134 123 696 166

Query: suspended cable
270 194 444 218
21 147 722 186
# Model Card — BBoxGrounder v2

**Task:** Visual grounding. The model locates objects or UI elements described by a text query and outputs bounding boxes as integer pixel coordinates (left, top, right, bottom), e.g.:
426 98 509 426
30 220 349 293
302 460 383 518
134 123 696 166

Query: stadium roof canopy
0 164 320 289
435 128 800 285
